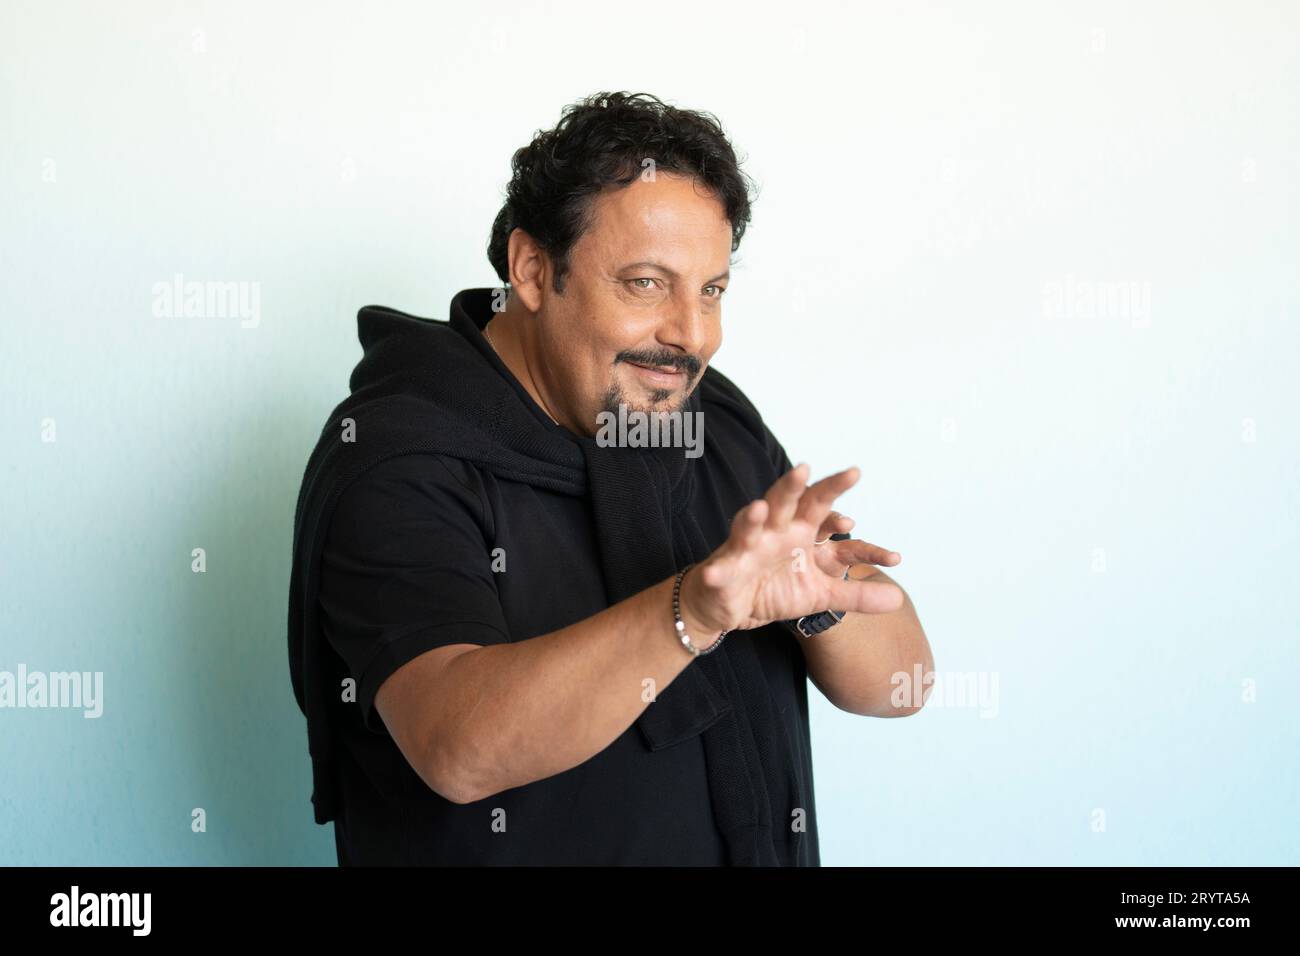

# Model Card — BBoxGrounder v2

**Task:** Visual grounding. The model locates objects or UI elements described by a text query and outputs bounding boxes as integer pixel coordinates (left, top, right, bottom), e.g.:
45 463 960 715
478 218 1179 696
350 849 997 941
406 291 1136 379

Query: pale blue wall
2 0 1296 865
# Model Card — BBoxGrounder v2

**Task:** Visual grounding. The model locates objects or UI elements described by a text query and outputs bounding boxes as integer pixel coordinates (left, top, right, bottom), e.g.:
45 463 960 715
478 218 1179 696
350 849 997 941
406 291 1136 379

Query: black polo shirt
315 298 819 866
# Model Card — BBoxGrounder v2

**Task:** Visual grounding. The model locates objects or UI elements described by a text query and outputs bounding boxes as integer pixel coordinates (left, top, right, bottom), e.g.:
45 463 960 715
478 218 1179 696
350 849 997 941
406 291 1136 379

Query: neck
485 306 572 432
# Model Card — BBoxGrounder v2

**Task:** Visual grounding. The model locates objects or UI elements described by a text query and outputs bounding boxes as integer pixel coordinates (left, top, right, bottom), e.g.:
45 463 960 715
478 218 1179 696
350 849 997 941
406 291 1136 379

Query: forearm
798 565 933 717
432 573 719 803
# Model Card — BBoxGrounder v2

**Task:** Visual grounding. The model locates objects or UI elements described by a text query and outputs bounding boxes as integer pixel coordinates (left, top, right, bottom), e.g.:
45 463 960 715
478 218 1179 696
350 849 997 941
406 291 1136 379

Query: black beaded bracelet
672 563 728 656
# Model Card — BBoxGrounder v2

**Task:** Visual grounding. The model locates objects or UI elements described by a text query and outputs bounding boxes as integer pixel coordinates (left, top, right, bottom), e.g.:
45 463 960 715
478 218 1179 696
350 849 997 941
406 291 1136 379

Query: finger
707 498 769 587
811 539 859 578
815 511 855 541
794 466 860 535
712 496 769 587
810 536 894 578
764 462 809 532
825 576 906 614
730 497 768 552
830 537 901 568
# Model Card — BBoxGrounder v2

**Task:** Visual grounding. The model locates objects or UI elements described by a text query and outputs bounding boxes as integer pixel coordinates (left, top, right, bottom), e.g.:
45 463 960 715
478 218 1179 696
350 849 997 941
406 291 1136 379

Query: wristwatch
784 532 851 639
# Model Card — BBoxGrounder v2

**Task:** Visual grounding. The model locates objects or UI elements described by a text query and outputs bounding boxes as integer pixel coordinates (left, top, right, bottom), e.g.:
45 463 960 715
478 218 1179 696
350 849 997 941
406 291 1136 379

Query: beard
600 377 692 420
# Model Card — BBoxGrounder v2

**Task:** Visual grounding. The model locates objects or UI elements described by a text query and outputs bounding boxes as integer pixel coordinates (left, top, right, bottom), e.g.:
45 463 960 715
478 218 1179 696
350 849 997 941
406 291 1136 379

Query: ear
506 228 549 313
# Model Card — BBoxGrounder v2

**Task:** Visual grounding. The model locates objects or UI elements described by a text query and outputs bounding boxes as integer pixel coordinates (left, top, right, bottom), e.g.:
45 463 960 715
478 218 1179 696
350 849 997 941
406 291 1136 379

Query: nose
657 292 709 362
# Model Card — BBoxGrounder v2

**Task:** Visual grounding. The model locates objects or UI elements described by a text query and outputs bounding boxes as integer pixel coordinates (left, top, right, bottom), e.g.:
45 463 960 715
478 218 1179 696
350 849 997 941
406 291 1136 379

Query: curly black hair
487 91 757 294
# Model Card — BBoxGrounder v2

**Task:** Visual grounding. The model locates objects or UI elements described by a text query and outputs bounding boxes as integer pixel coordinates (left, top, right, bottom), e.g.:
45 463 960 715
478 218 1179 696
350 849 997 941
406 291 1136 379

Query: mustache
618 352 701 378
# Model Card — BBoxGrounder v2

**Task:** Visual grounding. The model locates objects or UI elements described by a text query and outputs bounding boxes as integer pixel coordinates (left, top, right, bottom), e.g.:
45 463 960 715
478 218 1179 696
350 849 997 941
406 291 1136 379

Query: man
287 91 933 866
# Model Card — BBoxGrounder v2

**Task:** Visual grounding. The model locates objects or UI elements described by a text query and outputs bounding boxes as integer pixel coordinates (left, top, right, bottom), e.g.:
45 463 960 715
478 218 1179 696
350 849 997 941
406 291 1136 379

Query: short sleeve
317 453 511 736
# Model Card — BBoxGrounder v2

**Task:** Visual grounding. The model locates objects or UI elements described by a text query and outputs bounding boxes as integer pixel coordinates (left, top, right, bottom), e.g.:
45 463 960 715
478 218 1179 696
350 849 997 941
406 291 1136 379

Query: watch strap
789 608 846 638
782 531 851 639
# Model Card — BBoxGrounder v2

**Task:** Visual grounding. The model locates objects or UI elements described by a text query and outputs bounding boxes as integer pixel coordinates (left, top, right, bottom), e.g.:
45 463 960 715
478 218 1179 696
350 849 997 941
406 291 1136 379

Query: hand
680 463 906 635
804 510 902 582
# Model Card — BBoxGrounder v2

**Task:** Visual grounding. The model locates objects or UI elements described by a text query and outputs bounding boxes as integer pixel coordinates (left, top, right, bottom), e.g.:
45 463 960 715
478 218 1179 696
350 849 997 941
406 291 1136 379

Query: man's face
528 172 733 436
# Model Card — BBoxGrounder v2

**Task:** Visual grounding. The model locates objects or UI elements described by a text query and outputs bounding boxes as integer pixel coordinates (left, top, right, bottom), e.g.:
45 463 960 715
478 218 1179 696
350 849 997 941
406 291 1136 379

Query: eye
627 277 660 292
703 285 726 299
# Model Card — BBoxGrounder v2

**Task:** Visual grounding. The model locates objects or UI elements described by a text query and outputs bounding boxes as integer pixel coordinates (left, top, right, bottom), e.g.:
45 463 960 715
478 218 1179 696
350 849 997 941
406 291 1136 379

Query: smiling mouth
627 362 685 386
